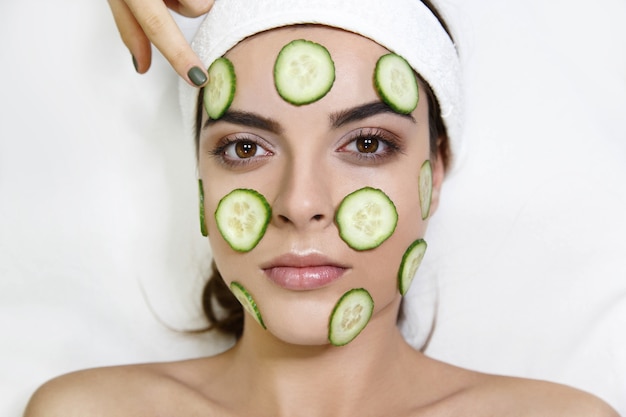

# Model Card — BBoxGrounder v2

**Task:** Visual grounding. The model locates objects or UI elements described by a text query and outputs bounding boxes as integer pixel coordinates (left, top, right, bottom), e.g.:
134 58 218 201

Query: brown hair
195 0 454 338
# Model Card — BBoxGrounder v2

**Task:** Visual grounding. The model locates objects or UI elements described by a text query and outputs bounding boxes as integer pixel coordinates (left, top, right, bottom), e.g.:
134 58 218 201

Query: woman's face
198 25 443 345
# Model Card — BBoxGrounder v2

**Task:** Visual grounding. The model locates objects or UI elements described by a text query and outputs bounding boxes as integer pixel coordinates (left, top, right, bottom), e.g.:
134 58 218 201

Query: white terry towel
179 0 463 171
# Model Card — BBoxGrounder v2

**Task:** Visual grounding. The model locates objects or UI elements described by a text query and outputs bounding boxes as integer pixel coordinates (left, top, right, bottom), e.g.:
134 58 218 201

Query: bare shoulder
415 357 618 417
455 372 620 417
23 360 222 417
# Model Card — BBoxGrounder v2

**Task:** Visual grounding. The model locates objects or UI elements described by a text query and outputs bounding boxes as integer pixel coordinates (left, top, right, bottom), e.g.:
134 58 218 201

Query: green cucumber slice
328 288 374 346
215 188 271 252
204 57 236 119
335 187 398 251
374 53 419 114
397 239 427 296
198 179 208 237
230 281 266 329
274 39 335 105
418 160 433 220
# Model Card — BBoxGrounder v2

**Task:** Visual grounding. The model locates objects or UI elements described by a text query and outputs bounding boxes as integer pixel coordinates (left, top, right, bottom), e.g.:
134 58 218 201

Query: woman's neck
222 298 426 417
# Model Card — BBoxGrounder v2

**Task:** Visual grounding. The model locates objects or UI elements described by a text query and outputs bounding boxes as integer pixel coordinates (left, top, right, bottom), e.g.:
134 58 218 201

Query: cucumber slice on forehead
230 281 266 329
328 288 374 346
335 187 398 251
398 239 427 296
419 160 433 220
374 53 419 114
215 188 271 252
274 39 336 105
204 57 236 119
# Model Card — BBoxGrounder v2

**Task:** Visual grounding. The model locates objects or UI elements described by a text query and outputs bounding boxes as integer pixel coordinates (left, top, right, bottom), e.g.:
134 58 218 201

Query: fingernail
188 66 207 86
132 54 139 73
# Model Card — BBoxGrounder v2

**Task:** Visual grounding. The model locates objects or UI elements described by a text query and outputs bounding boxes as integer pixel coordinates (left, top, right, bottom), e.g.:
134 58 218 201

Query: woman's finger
164 0 214 18
108 0 152 73
109 0 209 86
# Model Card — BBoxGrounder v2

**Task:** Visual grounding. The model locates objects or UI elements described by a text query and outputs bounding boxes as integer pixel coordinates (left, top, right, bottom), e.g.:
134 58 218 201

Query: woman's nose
271 159 334 231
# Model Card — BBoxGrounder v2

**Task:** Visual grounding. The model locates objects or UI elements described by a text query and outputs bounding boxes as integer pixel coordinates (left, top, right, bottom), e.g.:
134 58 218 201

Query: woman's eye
221 139 270 160
232 141 258 158
355 136 380 153
344 135 387 155
338 129 403 163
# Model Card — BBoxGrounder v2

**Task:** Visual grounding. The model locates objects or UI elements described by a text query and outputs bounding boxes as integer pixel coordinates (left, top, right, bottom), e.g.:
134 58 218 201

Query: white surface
1 1 624 416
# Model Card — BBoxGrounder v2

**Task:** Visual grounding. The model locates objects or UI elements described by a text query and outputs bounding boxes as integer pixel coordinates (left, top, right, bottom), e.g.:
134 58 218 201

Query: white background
1 1 624 415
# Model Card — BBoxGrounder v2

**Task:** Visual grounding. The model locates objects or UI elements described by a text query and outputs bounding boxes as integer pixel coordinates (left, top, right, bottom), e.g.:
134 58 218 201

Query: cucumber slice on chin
374 53 419 114
215 188 271 252
328 288 374 346
398 239 427 296
230 281 266 329
274 39 335 105
204 57 236 119
419 160 433 220
335 187 398 251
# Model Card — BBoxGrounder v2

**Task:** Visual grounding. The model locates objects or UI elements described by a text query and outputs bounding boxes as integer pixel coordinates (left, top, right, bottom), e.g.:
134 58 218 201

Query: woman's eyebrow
203 101 414 132
203 110 283 134
330 101 416 128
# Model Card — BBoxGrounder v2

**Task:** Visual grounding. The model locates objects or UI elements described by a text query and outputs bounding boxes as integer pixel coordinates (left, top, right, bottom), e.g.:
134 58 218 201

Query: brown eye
235 141 258 158
356 137 379 153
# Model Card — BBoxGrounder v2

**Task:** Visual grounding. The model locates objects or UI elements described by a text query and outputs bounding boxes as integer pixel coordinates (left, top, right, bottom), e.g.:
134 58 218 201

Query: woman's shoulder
446 371 619 417
23 359 224 417
413 355 618 417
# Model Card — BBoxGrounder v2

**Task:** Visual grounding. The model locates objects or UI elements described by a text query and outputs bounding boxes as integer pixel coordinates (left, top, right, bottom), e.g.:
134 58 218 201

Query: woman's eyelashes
208 128 403 167
210 135 273 167
337 128 404 163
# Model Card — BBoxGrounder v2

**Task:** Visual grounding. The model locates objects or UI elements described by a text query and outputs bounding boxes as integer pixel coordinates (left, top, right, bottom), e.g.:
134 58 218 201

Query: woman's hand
107 0 214 87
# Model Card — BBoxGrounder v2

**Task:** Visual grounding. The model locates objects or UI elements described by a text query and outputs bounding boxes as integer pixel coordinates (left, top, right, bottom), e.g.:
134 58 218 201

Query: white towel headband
179 0 462 168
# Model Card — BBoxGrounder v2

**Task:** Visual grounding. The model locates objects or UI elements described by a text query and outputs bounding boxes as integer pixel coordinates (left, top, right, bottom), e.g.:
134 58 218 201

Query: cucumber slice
374 53 419 114
418 160 433 220
215 188 271 252
274 39 335 105
335 187 398 251
328 288 374 346
198 179 208 237
397 239 427 296
229 281 266 329
204 57 236 119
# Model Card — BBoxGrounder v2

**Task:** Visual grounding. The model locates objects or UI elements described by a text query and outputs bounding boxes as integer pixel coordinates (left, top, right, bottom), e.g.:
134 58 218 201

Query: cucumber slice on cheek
419 160 433 220
374 53 419 114
198 179 208 237
398 239 427 296
335 187 398 251
230 281 266 329
204 57 236 120
328 288 374 346
215 189 271 252
274 39 335 105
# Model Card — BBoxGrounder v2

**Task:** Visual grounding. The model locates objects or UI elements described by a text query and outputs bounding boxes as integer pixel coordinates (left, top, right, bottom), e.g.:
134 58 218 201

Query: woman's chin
271 330 330 347
252 307 334 348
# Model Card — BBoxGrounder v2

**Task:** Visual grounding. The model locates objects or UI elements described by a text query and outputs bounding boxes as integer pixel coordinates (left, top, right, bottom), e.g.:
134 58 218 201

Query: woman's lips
262 254 349 290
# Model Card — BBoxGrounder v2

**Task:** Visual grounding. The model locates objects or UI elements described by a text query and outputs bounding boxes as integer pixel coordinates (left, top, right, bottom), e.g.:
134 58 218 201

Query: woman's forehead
221 26 397 113
226 25 390 62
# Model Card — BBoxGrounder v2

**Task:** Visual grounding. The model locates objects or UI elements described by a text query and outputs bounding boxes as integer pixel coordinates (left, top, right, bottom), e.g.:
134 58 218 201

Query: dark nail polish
132 55 139 73
188 66 207 86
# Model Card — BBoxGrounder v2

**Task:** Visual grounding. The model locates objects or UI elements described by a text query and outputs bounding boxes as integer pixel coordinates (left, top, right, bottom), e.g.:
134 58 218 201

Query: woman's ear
427 147 446 216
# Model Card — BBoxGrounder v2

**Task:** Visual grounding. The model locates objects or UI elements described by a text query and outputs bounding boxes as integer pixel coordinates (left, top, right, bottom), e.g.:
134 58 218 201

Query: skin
24 26 619 417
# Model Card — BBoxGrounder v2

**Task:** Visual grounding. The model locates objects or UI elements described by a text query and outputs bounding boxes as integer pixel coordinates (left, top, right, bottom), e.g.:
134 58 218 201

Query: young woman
26 0 619 415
